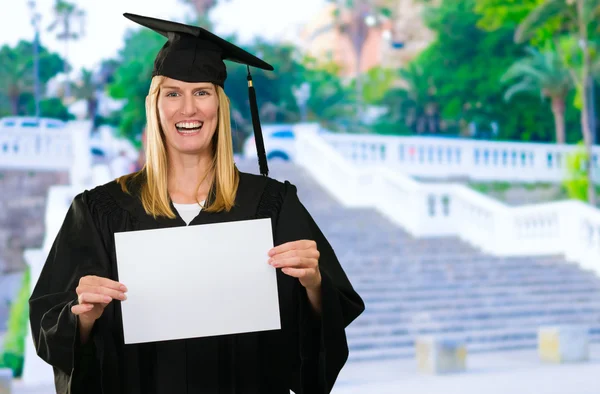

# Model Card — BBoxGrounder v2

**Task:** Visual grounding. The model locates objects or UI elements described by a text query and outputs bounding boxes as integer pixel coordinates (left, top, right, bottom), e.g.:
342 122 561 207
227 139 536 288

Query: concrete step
359 300 600 319
354 278 600 293
361 293 600 314
339 255 567 266
347 332 600 362
347 315 600 338
352 306 600 328
348 325 600 350
354 272 594 285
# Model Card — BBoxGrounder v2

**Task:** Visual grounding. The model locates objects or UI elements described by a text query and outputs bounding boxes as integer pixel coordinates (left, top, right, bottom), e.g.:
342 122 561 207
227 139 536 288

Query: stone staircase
237 159 600 362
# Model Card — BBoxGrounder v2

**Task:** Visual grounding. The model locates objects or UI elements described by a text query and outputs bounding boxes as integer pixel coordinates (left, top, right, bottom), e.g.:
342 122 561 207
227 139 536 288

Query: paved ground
332 345 600 394
11 345 600 394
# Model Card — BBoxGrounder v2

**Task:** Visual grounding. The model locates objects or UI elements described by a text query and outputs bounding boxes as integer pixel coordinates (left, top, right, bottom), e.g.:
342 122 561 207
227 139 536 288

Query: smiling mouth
175 121 204 134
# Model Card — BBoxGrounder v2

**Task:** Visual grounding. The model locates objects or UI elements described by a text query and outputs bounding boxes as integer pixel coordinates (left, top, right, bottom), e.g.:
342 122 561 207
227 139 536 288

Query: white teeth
176 121 203 129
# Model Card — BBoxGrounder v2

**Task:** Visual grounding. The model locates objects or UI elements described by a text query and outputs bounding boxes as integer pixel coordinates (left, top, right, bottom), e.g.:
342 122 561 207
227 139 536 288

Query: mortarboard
123 12 272 176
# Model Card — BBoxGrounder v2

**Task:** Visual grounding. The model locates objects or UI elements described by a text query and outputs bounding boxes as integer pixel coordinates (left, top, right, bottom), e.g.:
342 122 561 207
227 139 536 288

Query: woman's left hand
268 240 321 290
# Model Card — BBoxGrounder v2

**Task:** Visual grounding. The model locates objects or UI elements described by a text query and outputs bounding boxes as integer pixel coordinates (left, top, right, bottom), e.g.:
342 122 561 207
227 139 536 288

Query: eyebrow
161 85 214 90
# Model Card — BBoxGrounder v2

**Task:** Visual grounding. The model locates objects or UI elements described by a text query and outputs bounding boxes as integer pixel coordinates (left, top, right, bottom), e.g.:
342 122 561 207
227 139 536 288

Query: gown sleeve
274 181 365 394
28 190 114 394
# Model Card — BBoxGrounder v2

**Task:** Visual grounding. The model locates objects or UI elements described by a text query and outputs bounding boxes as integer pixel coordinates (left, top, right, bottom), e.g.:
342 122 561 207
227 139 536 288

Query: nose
180 94 197 116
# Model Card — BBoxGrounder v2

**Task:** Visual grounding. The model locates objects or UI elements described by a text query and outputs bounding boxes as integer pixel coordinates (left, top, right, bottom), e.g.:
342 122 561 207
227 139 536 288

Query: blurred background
1 0 600 393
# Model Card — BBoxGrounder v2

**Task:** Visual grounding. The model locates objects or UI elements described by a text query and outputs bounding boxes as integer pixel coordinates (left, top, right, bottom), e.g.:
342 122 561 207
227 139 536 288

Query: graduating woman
29 13 364 394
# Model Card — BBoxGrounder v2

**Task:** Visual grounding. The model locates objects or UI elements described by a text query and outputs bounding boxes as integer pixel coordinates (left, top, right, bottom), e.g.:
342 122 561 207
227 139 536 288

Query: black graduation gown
28 171 365 394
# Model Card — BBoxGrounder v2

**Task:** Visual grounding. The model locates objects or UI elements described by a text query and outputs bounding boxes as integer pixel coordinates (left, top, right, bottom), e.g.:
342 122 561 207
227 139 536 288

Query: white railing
0 127 73 171
296 130 600 277
322 133 600 183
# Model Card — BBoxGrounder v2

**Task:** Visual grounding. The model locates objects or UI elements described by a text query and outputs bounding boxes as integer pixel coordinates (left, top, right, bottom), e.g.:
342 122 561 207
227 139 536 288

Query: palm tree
47 0 85 100
0 43 34 114
515 0 600 205
328 0 394 121
501 47 573 144
71 68 99 121
397 63 440 134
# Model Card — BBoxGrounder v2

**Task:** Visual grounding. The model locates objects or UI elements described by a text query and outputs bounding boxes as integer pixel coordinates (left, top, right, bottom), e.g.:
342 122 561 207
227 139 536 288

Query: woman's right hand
71 275 128 327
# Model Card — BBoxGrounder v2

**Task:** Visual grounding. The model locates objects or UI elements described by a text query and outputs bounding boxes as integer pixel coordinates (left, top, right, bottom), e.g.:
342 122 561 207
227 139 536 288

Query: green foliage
373 63 445 135
301 58 356 131
107 25 358 142
402 0 582 142
563 140 589 201
0 268 30 378
0 40 64 115
107 28 166 143
475 0 544 30
361 66 396 104
500 46 572 101
18 95 74 121
513 0 571 45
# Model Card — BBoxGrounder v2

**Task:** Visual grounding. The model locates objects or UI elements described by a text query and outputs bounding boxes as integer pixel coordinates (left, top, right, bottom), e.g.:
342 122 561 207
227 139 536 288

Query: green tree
563 141 589 201
374 63 441 135
71 68 99 121
0 40 64 115
475 0 554 41
108 28 166 143
515 0 600 204
0 268 30 378
224 39 304 125
302 57 356 131
406 0 579 142
361 66 396 105
108 20 358 145
500 46 573 143
47 0 86 100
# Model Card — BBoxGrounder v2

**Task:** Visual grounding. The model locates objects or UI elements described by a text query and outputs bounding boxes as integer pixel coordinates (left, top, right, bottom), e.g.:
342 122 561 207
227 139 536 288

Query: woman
29 12 364 394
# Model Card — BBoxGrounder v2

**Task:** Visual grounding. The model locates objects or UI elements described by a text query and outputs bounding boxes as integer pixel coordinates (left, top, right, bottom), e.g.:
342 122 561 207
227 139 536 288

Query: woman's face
157 78 219 156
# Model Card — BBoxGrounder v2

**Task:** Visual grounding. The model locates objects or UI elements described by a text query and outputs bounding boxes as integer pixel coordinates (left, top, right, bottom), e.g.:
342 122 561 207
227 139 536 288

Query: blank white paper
114 218 280 344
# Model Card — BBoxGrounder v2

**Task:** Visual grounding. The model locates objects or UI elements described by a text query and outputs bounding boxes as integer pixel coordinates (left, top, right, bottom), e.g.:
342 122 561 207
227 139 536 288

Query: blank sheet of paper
114 218 280 344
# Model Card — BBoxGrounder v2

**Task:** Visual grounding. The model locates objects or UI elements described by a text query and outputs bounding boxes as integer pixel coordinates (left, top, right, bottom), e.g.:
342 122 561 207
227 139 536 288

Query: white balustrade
0 127 73 171
322 133 599 183
296 129 600 277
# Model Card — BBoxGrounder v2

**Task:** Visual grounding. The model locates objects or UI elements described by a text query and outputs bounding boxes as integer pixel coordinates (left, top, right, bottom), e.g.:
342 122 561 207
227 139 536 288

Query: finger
269 240 316 256
78 293 113 305
271 257 317 269
269 248 319 263
71 304 94 315
281 267 312 279
76 285 127 300
81 276 127 291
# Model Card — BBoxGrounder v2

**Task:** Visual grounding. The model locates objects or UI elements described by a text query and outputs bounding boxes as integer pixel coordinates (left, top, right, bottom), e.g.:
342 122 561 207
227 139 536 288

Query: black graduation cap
123 12 272 176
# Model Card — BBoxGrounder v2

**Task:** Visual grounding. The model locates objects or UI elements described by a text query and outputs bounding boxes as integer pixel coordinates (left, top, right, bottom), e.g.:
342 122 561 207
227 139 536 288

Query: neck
167 151 214 204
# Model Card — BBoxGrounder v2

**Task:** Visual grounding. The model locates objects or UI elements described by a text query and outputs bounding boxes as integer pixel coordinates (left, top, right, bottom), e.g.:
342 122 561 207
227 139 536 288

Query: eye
195 89 209 96
166 91 180 97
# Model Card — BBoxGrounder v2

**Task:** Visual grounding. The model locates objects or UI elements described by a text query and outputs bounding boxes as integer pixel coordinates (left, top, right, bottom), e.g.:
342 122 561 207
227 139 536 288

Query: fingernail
268 250 274 256
121 293 127 300
121 285 128 292
104 296 112 303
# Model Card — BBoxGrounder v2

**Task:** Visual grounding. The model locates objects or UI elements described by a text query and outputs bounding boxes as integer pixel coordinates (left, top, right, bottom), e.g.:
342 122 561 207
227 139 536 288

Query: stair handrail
296 131 600 277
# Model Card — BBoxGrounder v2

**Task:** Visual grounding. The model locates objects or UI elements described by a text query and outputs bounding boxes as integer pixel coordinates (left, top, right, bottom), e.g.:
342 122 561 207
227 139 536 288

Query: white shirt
173 201 204 225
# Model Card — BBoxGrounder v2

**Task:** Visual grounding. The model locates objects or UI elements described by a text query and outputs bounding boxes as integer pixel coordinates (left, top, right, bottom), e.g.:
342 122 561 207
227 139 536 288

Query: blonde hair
118 76 239 218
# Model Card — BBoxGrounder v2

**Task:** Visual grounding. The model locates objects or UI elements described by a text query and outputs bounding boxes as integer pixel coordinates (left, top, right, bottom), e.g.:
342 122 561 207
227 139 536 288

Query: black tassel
247 66 269 177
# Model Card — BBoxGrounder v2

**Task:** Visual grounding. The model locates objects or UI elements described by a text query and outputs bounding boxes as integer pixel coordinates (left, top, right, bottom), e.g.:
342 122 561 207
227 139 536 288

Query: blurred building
298 0 437 77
